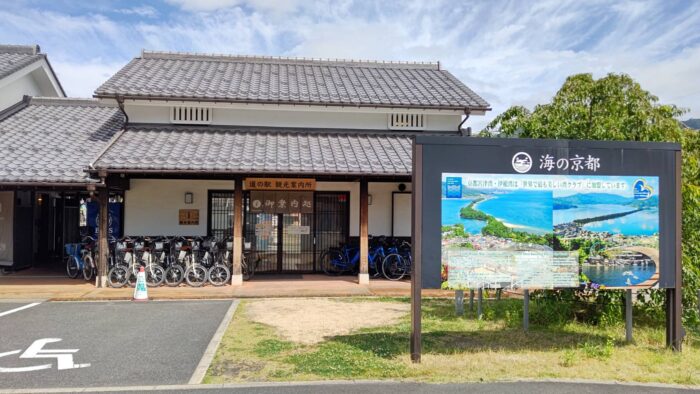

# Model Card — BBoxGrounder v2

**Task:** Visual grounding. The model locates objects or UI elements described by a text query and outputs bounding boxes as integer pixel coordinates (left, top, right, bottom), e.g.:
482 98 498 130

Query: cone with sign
133 266 148 302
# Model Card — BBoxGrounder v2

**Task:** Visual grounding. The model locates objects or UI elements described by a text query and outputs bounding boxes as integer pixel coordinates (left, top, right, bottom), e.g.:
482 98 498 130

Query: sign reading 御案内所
415 136 681 291
245 178 316 191
248 191 313 214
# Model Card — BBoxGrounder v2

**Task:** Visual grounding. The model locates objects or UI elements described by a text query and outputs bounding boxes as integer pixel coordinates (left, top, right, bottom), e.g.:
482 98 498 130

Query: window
207 191 234 239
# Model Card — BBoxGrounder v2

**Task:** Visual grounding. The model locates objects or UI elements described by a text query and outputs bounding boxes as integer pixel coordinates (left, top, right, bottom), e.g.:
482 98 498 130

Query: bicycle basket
64 243 81 255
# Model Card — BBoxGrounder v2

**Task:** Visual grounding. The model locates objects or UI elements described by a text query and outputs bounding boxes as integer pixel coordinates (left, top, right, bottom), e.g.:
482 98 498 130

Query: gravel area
245 298 409 344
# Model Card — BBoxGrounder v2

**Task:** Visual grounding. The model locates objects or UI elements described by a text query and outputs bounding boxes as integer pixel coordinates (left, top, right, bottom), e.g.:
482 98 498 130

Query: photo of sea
441 173 660 290
553 175 660 288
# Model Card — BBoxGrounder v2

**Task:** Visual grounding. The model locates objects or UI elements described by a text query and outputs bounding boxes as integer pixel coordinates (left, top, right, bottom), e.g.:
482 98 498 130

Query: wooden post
477 288 483 320
359 179 369 285
625 289 633 343
666 151 683 351
97 187 109 288
410 142 423 363
231 177 243 286
455 290 464 316
469 289 474 311
523 289 529 332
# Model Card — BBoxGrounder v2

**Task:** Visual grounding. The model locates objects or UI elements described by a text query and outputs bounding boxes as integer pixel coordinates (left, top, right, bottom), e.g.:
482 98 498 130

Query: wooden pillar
97 187 109 288
359 179 369 285
231 177 243 286
667 150 683 351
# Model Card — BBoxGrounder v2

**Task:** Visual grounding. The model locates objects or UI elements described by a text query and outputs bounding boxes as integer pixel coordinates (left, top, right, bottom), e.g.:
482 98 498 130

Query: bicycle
65 243 88 279
182 237 208 287
381 240 412 281
207 239 231 286
79 236 97 281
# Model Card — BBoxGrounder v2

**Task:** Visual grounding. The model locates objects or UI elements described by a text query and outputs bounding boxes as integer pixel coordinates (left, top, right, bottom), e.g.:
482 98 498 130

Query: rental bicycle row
64 236 259 288
320 236 412 280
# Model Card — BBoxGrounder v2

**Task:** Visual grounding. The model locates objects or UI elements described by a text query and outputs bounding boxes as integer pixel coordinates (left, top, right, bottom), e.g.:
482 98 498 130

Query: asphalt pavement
1 381 698 394
0 300 233 389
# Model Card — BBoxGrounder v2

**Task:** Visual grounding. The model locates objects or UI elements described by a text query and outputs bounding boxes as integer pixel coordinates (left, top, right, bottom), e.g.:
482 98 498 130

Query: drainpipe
458 109 471 136
116 95 129 127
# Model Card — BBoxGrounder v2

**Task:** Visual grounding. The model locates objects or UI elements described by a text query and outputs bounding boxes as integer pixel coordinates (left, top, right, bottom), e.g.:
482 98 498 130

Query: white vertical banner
0 191 14 265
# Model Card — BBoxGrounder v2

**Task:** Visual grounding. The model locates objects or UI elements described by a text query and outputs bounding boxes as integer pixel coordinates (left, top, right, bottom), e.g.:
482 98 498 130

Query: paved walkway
0 273 452 301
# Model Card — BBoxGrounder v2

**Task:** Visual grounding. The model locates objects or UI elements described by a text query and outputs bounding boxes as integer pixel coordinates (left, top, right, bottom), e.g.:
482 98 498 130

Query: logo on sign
445 177 462 198
633 179 653 200
511 152 532 173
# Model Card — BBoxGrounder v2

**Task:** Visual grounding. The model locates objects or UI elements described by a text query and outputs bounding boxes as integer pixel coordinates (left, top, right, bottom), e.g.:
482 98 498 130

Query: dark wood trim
232 178 243 277
667 150 683 351
359 179 369 277
97 186 109 287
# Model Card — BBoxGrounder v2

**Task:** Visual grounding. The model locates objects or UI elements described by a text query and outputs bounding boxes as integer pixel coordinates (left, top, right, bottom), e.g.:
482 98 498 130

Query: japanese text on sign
245 178 316 191
539 154 600 172
249 191 313 214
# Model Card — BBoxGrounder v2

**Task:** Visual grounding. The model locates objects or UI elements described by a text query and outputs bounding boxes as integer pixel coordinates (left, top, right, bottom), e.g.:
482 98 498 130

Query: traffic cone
133 266 148 302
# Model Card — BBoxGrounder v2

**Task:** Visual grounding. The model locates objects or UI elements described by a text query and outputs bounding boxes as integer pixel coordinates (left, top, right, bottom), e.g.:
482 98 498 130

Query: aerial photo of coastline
441 173 659 290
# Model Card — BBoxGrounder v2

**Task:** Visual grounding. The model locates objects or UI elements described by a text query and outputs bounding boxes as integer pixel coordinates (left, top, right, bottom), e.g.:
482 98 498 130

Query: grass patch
205 297 700 384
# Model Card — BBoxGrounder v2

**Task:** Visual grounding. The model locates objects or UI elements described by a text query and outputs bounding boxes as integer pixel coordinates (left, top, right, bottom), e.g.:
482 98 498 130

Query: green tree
481 73 700 326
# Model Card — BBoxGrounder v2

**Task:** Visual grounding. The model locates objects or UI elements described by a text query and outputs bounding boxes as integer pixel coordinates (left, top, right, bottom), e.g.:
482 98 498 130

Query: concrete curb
1 378 699 393
188 299 240 384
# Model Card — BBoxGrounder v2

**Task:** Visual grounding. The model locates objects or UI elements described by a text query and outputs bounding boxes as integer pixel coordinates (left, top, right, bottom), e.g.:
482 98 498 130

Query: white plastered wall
0 191 14 265
124 103 461 132
316 181 412 237
0 72 42 111
124 179 412 237
124 179 235 236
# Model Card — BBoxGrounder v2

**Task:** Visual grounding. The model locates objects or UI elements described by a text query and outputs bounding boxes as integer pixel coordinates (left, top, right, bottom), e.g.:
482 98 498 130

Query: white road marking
0 338 90 373
188 299 240 384
0 303 40 318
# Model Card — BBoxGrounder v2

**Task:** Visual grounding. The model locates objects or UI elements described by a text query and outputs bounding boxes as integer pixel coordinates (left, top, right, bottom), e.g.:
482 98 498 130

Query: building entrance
242 192 349 273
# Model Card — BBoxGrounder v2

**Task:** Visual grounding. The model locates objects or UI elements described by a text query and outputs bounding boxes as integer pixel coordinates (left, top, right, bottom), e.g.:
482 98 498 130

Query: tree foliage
481 73 700 327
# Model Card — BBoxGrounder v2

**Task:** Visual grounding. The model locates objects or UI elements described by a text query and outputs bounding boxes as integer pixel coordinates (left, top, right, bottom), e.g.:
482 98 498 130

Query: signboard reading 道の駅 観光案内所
441 173 660 290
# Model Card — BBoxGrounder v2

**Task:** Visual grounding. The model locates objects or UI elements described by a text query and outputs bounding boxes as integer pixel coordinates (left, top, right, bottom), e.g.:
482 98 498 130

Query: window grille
170 106 212 124
388 113 425 130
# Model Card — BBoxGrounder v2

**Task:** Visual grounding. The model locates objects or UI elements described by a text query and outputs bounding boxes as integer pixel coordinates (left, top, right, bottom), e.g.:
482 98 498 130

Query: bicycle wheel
146 265 165 287
127 264 140 287
321 250 344 276
185 265 208 287
382 253 407 281
107 265 129 288
82 255 95 282
208 264 230 286
164 264 185 287
66 256 80 279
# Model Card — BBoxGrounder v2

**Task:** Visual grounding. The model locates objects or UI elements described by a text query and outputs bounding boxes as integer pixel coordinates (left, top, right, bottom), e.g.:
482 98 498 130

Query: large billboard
414 137 681 290
441 173 659 290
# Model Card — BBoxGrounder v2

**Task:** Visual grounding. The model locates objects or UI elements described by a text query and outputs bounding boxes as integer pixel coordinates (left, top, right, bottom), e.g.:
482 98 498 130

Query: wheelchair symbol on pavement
0 338 91 373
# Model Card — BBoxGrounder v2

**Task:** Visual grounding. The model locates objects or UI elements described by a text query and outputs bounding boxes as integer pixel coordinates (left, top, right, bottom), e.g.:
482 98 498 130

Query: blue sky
2 0 700 130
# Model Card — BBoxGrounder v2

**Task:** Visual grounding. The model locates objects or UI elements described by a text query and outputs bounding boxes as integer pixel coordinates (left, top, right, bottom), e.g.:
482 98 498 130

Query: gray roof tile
0 45 43 80
0 97 124 184
93 124 413 176
95 51 490 110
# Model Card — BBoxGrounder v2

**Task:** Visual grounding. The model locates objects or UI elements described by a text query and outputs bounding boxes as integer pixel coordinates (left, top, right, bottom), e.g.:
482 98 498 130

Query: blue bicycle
65 237 95 280
321 237 395 277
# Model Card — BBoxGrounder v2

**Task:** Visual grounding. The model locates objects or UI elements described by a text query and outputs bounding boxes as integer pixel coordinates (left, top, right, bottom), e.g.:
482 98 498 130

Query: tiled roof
93 124 414 176
0 44 43 80
94 51 490 111
0 97 124 184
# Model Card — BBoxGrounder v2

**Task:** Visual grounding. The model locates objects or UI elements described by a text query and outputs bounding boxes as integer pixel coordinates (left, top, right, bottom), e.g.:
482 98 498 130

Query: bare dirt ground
245 298 409 344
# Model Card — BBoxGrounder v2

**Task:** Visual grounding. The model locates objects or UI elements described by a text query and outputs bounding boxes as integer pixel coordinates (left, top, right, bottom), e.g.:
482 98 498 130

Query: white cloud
116 6 159 18
3 0 700 128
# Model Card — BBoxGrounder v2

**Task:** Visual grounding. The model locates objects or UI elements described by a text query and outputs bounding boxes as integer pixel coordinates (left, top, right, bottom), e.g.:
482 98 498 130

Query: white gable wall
124 102 463 131
0 60 64 111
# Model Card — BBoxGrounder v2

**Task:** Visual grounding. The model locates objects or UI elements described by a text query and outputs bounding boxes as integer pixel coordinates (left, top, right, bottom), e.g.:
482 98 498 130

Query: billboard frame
410 136 683 362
